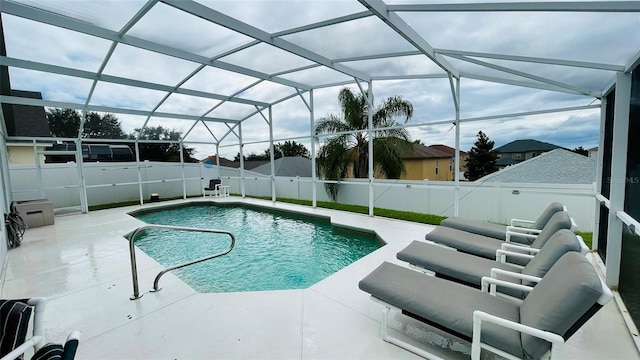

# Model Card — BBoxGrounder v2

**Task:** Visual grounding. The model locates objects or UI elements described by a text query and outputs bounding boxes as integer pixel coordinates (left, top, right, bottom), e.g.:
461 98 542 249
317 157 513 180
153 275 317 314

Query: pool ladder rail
127 224 236 300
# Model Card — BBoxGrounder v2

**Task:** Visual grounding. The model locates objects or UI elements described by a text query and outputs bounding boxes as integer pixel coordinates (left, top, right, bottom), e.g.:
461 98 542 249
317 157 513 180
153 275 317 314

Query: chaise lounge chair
425 211 573 263
397 229 587 298
204 178 222 197
359 252 612 360
440 202 565 243
0 298 80 360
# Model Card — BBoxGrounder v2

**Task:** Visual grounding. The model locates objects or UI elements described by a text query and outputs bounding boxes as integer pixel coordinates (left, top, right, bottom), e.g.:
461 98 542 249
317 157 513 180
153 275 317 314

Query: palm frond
373 137 411 179
315 114 352 135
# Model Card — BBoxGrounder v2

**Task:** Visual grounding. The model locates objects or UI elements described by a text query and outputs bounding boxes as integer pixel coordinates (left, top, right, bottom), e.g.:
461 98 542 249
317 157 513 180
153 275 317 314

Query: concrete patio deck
1 197 638 359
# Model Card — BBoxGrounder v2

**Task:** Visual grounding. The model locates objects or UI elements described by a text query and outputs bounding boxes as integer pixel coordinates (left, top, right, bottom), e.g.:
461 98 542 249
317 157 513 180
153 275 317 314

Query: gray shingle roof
250 156 312 177
401 143 451 159
7 90 50 137
477 149 596 184
494 139 561 153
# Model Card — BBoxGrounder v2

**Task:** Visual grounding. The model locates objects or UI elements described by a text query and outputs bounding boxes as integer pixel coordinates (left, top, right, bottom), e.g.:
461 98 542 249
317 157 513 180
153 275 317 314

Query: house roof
200 155 232 164
223 160 270 170
496 157 520 167
250 156 312 177
6 90 50 137
494 139 561 153
401 143 452 160
429 144 467 156
477 149 596 184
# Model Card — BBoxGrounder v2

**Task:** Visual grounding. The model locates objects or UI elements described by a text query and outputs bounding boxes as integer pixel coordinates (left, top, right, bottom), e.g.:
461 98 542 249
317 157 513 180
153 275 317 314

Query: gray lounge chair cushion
359 262 523 357
531 202 565 230
521 229 582 283
529 212 572 249
426 212 573 264
396 241 521 287
425 226 503 259
439 202 565 242
440 217 507 240
520 253 603 359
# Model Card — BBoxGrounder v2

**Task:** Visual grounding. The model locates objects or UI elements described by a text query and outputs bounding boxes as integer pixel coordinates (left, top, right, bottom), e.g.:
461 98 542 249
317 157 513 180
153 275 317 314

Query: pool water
131 204 383 292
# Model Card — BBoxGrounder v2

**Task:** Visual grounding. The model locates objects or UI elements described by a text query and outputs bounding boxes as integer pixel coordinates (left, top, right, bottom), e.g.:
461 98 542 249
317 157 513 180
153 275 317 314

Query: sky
2 0 639 160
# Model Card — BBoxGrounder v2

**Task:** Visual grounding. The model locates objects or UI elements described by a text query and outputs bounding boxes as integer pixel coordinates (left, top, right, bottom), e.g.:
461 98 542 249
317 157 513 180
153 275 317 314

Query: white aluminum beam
86 0 158 106
359 0 460 78
0 0 312 90
0 95 239 123
334 50 422 63
626 48 640 72
460 72 597 96
450 54 595 96
0 56 269 107
272 11 373 37
605 71 632 287
436 48 625 72
162 0 372 82
388 2 640 12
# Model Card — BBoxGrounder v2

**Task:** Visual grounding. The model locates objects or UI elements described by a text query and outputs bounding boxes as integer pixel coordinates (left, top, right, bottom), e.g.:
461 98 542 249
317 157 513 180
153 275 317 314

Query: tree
572 146 589 157
263 141 310 159
464 131 499 181
315 87 413 201
46 108 125 139
128 126 196 162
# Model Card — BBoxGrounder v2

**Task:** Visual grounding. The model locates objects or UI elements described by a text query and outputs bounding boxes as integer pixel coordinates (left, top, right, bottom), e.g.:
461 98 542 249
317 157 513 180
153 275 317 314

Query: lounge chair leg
379 306 446 360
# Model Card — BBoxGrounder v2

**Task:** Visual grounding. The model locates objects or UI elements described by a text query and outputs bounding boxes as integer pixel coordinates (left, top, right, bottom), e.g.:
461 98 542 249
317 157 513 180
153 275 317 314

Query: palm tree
315 87 413 201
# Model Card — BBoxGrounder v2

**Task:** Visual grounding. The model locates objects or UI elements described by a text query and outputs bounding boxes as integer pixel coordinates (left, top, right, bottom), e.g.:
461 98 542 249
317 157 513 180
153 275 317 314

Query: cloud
3 1 637 162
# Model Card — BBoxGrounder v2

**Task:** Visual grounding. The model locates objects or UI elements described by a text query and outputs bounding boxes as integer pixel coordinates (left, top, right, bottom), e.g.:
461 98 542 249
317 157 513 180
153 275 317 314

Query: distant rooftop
494 139 562 153
428 144 467 156
401 143 452 160
478 148 596 184
5 90 50 137
251 156 312 177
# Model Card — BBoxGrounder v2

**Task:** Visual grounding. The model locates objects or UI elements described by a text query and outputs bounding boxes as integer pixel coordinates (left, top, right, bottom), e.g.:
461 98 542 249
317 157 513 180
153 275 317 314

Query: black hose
5 211 26 248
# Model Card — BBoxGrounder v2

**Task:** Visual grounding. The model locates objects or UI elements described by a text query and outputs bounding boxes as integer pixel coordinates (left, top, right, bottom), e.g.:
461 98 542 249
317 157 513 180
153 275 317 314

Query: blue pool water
131 204 383 292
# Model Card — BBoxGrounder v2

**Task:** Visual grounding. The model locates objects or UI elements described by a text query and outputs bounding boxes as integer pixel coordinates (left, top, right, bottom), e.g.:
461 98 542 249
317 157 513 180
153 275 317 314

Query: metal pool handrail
127 224 236 300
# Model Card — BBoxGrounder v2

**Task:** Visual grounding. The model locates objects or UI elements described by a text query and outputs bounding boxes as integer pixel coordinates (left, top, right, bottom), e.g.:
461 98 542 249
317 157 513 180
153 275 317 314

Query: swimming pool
130 203 383 292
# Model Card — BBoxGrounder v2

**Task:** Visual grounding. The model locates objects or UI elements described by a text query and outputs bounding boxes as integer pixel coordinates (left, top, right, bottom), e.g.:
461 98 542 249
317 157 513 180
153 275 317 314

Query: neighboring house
476 148 596 184
400 143 467 181
588 146 598 159
4 90 52 164
251 156 312 177
494 139 561 168
200 155 233 166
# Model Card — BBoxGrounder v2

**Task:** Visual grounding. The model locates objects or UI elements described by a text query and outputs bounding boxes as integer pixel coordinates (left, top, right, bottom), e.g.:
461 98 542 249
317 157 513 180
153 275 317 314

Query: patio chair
397 229 587 299
359 252 612 360
203 178 222 197
441 202 565 244
425 211 573 263
0 298 80 360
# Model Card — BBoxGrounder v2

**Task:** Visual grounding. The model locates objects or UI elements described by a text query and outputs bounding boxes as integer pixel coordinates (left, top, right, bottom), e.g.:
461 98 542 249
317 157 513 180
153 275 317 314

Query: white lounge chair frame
370 271 612 360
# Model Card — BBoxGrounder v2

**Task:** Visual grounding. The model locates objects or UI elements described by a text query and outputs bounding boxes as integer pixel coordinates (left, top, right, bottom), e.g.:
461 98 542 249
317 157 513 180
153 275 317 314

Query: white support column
0 125 12 210
135 141 144 205
269 106 276 202
239 123 246 198
454 78 461 216
215 144 221 178
593 96 608 250
310 89 317 207
180 142 186 199
367 81 374 216
75 138 88 213
34 139 44 199
605 72 632 287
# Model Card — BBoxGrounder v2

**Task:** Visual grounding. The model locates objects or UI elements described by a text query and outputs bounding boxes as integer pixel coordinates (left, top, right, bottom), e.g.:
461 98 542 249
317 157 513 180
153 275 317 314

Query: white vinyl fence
9 162 597 231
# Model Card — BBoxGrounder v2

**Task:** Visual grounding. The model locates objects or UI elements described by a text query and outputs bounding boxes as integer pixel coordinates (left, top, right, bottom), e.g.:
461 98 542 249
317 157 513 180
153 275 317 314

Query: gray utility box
14 200 54 228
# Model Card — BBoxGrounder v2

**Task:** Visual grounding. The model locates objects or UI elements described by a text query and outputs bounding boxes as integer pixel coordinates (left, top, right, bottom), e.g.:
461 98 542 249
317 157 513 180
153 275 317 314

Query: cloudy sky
2 0 639 160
